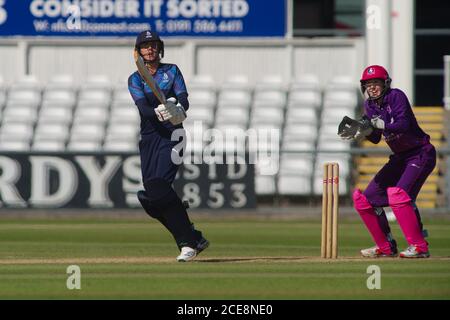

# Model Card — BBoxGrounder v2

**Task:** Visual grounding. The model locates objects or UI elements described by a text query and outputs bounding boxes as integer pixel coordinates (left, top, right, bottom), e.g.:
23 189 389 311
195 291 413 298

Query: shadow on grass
196 257 315 263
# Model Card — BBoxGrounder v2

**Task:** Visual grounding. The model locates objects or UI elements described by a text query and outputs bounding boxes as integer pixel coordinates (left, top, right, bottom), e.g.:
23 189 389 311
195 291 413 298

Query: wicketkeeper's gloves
338 115 373 141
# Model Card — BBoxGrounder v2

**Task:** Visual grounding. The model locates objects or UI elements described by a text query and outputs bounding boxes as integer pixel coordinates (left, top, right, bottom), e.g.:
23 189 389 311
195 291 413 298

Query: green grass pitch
0 216 449 299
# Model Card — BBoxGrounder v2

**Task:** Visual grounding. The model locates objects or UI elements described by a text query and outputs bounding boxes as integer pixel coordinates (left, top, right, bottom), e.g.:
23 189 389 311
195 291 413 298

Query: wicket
321 162 339 259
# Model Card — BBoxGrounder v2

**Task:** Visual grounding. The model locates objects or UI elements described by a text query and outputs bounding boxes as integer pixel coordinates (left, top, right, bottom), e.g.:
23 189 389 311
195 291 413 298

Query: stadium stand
290 74 321 92
46 74 76 90
188 74 216 91
222 74 252 91
5 72 447 210
0 73 356 198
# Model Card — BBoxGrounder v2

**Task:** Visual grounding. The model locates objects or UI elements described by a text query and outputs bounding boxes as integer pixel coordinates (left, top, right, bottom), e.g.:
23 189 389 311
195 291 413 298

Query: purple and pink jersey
364 88 430 154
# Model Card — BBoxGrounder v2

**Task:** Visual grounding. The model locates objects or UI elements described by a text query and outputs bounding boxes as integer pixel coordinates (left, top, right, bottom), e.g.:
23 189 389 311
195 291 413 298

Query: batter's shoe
196 237 210 255
399 245 430 258
176 247 197 262
360 246 398 258
189 223 209 255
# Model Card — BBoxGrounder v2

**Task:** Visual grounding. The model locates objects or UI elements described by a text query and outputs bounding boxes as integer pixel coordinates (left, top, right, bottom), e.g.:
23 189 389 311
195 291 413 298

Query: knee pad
137 190 162 219
144 178 181 210
387 187 411 208
352 189 372 211
144 178 173 201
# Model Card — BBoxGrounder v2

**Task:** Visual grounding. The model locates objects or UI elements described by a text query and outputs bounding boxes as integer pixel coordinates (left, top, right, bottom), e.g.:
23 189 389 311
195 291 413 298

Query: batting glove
155 104 172 122
164 98 187 125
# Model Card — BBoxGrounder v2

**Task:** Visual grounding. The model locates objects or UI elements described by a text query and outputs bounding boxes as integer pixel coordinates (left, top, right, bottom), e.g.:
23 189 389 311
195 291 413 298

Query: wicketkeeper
338 65 435 258
128 30 209 262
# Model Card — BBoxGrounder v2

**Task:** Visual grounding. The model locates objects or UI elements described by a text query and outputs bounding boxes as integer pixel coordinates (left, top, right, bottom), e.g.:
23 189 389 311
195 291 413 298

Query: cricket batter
338 65 435 258
128 30 209 262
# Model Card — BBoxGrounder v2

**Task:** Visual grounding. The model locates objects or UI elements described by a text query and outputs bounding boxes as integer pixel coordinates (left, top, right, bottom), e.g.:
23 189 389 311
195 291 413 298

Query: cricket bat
134 50 167 105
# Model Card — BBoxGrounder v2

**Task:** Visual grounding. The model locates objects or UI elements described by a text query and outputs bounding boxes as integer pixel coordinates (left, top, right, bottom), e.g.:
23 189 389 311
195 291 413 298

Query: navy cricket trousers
139 132 182 185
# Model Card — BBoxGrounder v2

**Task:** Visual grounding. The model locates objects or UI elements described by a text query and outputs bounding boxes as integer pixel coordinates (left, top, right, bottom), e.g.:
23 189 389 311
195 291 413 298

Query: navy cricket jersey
128 63 189 136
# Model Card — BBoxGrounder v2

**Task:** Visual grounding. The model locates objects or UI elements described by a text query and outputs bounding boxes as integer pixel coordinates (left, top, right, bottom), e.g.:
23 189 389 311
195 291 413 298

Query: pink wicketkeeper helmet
360 65 390 82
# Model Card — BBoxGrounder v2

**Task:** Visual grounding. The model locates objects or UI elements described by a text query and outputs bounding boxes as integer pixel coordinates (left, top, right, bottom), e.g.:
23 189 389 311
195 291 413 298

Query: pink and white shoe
360 246 398 258
399 245 430 258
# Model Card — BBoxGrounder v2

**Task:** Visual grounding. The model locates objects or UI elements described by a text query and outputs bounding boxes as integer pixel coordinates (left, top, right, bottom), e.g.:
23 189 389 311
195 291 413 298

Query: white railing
0 37 364 87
